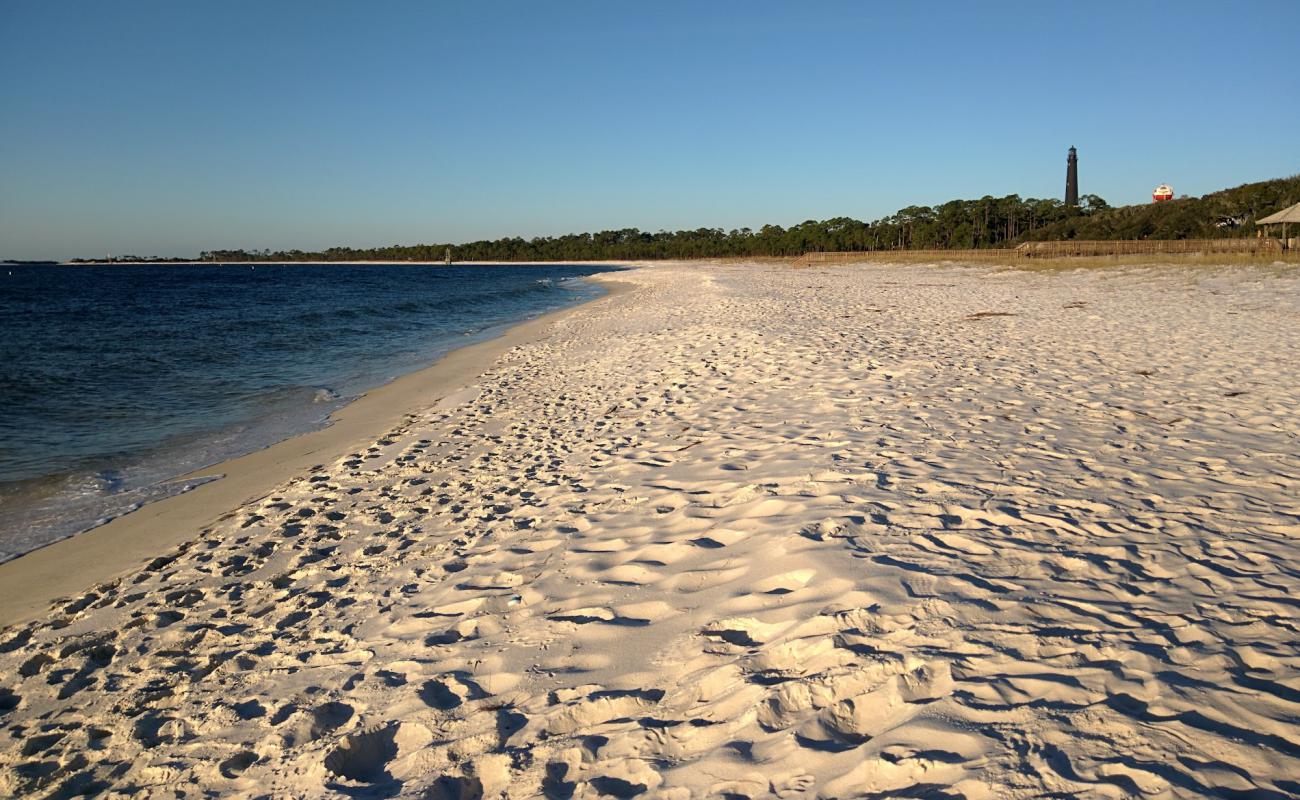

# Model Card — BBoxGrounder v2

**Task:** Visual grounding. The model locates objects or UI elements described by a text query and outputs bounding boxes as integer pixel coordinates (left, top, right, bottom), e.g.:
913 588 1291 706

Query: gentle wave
0 263 615 560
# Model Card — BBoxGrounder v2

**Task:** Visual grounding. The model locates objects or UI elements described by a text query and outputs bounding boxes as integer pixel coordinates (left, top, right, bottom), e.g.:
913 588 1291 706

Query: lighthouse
1065 147 1079 207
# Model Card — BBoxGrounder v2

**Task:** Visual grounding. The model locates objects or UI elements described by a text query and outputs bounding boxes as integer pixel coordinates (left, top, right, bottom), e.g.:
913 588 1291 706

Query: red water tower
1152 184 1174 202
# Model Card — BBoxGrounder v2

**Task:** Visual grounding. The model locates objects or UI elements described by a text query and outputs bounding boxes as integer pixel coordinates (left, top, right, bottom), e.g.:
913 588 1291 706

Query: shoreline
27 252 1300 269
28 260 651 267
0 275 634 628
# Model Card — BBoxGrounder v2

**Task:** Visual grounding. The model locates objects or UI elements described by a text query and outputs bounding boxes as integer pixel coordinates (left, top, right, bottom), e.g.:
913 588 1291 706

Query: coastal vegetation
66 175 1299 264
1020 174 1300 243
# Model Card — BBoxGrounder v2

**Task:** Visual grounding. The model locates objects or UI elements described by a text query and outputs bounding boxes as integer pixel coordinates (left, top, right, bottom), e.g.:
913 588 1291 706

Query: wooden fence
793 238 1284 267
792 249 1016 268
1013 238 1282 258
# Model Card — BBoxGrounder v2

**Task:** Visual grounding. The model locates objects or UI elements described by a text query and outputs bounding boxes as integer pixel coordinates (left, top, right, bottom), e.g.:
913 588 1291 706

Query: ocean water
0 262 615 561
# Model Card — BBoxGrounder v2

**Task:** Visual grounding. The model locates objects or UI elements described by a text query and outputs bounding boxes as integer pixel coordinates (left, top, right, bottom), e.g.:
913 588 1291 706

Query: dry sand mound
2 261 1299 798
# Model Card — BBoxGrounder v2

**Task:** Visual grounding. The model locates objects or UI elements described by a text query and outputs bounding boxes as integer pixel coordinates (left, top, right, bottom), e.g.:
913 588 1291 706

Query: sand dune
2 261 1298 798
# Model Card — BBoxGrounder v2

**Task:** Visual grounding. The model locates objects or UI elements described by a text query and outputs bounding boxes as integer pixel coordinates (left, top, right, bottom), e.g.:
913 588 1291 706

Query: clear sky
2 1 1296 260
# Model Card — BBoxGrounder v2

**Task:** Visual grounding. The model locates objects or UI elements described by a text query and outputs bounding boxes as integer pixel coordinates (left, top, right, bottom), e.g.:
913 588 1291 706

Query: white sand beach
2 260 1298 798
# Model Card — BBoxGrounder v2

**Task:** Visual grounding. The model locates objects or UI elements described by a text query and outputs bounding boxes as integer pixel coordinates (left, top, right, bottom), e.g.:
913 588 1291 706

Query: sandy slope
1 261 1298 799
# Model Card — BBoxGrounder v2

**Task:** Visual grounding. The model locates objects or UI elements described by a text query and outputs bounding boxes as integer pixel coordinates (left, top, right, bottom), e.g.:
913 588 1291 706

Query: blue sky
1 1 1296 260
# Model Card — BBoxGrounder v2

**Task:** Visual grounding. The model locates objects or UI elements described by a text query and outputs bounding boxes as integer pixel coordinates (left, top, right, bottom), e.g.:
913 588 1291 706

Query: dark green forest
1020 175 1299 242
74 175 1299 263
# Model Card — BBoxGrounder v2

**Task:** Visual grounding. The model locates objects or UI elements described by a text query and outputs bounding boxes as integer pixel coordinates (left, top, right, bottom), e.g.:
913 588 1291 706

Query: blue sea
0 262 615 561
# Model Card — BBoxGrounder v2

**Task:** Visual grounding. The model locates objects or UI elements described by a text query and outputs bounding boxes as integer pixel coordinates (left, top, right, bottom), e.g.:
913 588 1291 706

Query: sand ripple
2 261 1299 798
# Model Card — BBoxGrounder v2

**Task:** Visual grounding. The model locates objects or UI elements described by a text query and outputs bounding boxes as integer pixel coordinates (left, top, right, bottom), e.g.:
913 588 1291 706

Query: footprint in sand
692 528 747 548
753 568 816 595
323 721 432 785
419 674 488 710
548 601 673 627
701 616 790 648
797 661 954 749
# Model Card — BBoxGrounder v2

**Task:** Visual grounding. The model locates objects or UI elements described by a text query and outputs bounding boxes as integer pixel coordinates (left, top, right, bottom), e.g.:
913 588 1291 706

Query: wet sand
0 280 632 628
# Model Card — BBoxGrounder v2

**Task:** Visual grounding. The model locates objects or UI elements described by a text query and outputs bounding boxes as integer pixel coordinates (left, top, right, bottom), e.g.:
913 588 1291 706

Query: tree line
1021 175 1299 242
189 193 1107 262
69 175 1299 263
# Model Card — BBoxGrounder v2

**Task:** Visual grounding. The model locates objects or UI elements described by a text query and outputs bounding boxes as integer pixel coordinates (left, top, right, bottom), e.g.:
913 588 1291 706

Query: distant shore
18 249 1300 269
